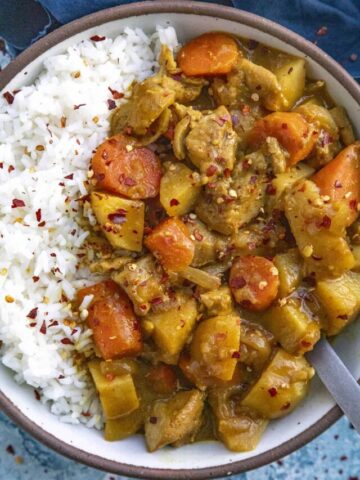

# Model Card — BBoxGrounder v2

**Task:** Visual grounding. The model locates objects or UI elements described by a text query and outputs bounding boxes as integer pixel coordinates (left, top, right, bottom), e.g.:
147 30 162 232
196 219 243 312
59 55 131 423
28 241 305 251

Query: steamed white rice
0 26 178 428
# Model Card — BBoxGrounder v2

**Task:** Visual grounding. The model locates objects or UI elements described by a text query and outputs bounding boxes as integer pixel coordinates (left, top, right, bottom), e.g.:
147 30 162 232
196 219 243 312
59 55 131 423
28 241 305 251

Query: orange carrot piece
229 256 279 311
248 112 318 165
312 143 360 223
146 364 178 394
91 134 162 199
178 32 239 77
77 280 142 360
145 217 195 271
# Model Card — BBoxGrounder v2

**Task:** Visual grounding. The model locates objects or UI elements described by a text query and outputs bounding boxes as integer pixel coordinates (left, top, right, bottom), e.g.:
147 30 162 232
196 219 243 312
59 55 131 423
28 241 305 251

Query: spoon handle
306 337 360 434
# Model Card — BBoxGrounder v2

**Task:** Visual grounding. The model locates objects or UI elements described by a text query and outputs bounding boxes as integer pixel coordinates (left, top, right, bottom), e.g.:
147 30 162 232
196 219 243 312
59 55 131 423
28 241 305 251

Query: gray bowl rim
0 1 359 478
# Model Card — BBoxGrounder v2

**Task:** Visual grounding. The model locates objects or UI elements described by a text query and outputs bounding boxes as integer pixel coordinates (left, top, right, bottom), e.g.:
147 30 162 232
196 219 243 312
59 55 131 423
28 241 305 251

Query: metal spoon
306 337 360 434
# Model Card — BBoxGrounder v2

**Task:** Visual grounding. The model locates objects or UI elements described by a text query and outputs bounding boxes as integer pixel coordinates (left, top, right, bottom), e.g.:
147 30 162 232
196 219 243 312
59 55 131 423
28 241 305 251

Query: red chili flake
90 35 106 42
266 183 277 195
64 173 74 180
334 180 342 188
38 221 46 227
350 53 358 62
319 215 331 229
340 455 348 461
224 168 231 178
123 177 136 186
337 314 348 320
311 254 322 261
107 99 116 110
281 123 288 129
229 276 246 289
3 91 14 104
60 338 74 345
170 198 179 207
11 198 25 208
316 26 328 36
281 402 291 410
207 182 216 189
6 445 15 455
29 322 37 327
268 387 278 397
149 416 158 424
71 328 78 335
150 297 163 305
215 116 228 126
231 351 240 358
287 67 294 74
50 253 56 257
8 165 15 173
39 321 47 335
26 307 38 319
206 164 217 176
35 209 42 222
108 208 127 224
241 104 250 116
74 104 86 110
0 162 3 169
32 276 40 283
301 340 312 348
34 389 41 401
193 229 204 241
242 159 251 170
350 199 357 211
49 320 59 327
249 175 257 184
82 411 92 417
108 87 124 99
139 304 148 311
58 182 65 187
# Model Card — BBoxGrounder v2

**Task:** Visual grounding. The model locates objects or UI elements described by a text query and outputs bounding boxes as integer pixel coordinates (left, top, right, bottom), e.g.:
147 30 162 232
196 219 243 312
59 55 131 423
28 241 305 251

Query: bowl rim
0 1 359 478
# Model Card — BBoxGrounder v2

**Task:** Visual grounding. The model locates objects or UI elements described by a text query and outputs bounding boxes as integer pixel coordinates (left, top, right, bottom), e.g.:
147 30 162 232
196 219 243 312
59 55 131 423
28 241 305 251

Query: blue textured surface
1 411 360 480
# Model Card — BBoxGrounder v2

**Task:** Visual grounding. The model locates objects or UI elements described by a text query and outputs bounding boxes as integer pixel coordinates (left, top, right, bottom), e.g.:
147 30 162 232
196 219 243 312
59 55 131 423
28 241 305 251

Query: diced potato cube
88 360 139 419
145 294 198 356
160 162 200 216
200 286 233 317
275 58 306 109
315 271 360 335
262 299 320 355
217 413 268 452
190 314 241 382
105 409 143 441
274 249 303 297
91 191 144 252
241 348 314 419
285 179 355 277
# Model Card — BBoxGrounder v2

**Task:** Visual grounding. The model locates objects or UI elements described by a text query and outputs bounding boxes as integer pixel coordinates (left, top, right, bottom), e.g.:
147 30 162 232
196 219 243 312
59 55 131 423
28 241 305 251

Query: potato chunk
241 349 314 419
275 58 305 109
190 314 241 382
274 249 303 297
315 271 360 335
284 179 355 277
160 162 200 216
105 409 143 441
88 360 139 419
145 293 198 356
145 390 204 451
200 286 233 317
91 191 144 252
262 298 320 355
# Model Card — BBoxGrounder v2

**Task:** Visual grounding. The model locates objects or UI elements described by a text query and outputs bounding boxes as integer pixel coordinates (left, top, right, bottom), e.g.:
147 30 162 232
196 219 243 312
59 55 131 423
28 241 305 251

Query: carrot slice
248 112 318 165
146 364 178 394
91 134 162 199
178 32 239 77
77 280 142 360
312 143 360 224
229 256 279 311
145 217 195 271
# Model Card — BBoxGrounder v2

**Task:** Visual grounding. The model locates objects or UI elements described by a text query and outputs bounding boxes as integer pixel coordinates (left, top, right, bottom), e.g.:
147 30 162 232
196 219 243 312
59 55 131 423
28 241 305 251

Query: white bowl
1 2 360 478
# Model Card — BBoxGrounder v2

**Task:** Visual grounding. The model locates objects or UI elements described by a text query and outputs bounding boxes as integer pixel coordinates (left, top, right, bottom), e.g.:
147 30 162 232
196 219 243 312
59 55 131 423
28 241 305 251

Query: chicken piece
196 161 266 235
265 137 289 174
112 255 170 316
89 255 132 274
145 390 205 451
183 217 228 267
185 106 238 176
